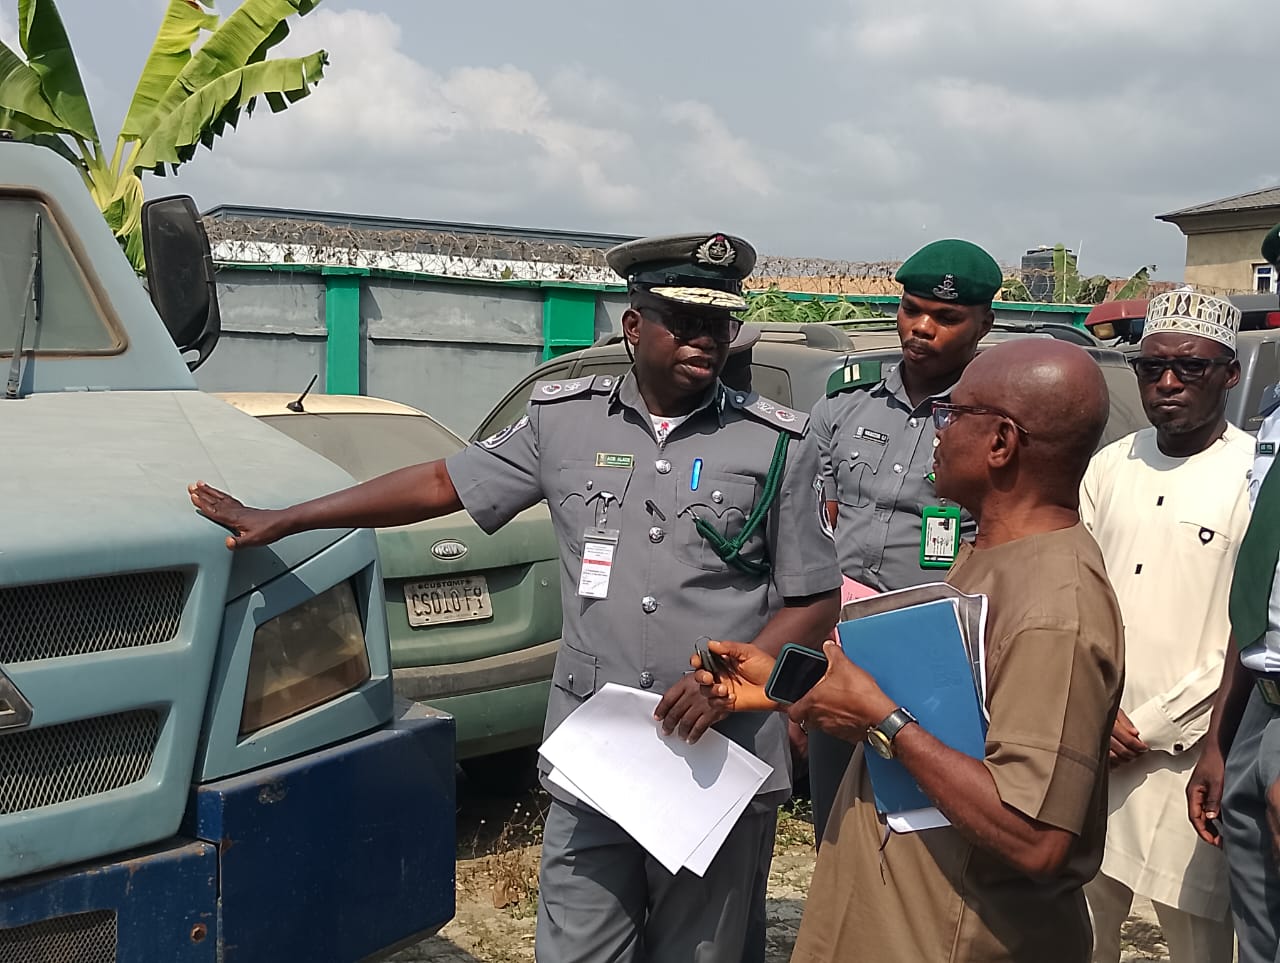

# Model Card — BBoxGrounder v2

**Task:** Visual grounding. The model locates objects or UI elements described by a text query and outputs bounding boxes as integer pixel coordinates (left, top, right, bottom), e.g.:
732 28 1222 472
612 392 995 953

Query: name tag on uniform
920 505 962 569
595 453 634 468
855 427 889 445
578 527 620 599
1259 442 1276 457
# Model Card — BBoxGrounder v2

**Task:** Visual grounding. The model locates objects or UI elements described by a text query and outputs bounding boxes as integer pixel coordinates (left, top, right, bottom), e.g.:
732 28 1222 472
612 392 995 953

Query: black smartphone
764 643 829 706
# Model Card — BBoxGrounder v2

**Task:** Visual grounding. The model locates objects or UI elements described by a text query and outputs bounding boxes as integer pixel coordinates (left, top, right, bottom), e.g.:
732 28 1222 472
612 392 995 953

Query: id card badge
577 527 620 599
920 504 962 569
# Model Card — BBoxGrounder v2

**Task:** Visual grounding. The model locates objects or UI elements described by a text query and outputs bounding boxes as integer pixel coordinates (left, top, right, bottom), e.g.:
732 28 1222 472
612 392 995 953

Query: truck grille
0 571 185 664
0 910 117 963
0 710 159 815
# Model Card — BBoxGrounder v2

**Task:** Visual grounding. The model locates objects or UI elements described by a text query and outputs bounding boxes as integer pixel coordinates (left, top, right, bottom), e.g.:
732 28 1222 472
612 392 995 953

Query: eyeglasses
1127 356 1233 384
639 306 742 345
932 401 1031 438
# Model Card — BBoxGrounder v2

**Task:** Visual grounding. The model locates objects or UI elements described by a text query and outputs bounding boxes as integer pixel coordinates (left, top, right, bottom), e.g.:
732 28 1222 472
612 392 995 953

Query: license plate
404 575 493 627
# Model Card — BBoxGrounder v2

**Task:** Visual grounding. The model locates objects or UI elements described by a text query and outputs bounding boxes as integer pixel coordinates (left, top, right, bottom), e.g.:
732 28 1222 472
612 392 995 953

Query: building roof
201 204 638 251
1157 186 1280 222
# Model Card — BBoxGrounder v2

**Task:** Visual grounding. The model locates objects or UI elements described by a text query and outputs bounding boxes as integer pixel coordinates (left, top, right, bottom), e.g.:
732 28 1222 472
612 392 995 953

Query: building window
1256 263 1275 293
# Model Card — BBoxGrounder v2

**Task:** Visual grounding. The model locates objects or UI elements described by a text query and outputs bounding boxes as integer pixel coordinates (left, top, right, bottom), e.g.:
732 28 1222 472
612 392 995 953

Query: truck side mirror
140 195 221 371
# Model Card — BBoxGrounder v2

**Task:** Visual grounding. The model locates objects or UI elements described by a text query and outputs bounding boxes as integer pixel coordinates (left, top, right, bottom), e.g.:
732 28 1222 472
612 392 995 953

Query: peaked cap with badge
1263 222 1280 269
607 232 757 312
1143 286 1242 352
894 238 1003 306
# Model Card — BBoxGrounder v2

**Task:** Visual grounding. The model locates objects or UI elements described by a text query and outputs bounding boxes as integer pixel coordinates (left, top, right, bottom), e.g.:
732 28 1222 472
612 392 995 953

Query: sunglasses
932 401 1031 438
1127 356 1233 384
639 306 742 345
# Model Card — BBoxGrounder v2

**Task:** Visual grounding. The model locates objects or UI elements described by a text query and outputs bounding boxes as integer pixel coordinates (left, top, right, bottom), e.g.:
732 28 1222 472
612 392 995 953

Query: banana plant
999 244 1155 305
742 286 886 323
0 0 327 271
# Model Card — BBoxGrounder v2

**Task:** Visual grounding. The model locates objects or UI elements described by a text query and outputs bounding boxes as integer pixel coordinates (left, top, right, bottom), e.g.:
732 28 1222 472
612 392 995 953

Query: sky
24 0 1280 278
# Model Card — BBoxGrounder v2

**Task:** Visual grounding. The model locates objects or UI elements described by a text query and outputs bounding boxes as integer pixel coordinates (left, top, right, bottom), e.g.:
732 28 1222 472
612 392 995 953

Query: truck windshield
0 194 119 356
260 412 463 483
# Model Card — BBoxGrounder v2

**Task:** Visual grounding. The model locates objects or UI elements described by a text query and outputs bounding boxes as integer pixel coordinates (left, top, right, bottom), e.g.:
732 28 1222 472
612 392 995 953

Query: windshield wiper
4 212 43 400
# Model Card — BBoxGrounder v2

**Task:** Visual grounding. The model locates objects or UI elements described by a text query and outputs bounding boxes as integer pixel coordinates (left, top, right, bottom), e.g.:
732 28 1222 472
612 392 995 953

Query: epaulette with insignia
529 374 617 403
1258 382 1280 420
726 389 808 436
826 360 882 397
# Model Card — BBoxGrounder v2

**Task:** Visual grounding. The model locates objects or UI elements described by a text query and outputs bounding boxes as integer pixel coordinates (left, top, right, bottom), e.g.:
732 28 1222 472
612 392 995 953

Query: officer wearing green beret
802 238 1000 842
189 232 842 963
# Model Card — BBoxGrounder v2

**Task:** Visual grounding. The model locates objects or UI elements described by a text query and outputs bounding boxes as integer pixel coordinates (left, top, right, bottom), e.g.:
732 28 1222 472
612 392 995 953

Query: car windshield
0 194 121 356
260 412 462 482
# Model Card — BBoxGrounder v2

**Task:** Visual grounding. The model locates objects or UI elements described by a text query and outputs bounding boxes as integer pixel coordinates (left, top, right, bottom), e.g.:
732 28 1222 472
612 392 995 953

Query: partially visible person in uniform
1188 222 1280 963
701 339 1125 963
804 238 999 841
188 232 842 963
1081 289 1248 963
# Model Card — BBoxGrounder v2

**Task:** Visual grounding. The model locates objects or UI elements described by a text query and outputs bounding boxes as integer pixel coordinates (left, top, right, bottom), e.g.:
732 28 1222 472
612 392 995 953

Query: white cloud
164 8 788 231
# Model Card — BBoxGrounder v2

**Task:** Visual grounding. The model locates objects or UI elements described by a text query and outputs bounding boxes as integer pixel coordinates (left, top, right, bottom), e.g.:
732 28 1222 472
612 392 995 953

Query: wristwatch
866 707 918 759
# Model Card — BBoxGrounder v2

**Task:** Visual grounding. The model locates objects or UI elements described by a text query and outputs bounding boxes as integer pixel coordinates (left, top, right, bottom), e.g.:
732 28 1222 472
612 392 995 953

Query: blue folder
835 598 988 815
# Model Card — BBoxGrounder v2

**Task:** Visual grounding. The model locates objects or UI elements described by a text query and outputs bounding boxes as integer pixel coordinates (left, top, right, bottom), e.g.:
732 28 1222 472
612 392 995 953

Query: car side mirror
140 195 221 371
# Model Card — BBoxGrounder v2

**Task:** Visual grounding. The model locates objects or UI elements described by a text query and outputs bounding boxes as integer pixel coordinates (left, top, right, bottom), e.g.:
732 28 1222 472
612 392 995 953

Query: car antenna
287 374 318 412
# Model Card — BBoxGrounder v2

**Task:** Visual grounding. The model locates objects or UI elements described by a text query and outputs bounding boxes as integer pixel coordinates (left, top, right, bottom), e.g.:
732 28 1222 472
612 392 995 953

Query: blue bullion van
0 139 455 961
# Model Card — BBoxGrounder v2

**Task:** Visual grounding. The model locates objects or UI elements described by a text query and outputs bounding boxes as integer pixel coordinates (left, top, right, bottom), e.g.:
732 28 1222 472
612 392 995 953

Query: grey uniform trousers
535 796 777 963
1223 688 1280 963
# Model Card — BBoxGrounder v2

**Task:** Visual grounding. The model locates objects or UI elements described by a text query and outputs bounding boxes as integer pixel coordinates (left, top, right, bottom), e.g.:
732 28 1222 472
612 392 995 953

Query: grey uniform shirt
805 362 975 591
447 372 841 802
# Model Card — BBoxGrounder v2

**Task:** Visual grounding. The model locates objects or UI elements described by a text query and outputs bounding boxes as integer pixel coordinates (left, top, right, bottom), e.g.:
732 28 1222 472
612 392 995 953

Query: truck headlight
240 581 371 736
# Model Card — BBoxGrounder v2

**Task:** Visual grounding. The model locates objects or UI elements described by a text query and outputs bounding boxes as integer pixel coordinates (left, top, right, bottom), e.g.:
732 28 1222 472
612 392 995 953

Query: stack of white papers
539 683 773 876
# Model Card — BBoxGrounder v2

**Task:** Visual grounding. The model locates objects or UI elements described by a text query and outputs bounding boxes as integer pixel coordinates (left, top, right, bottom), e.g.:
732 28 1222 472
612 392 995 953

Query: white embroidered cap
1142 287 1242 352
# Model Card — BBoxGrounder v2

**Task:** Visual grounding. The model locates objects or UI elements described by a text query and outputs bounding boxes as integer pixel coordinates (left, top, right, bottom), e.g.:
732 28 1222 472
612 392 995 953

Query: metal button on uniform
639 671 655 689
711 491 724 504
851 451 859 460
585 480 594 491
735 394 746 404
656 459 672 474
641 596 658 613
567 673 574 686
909 418 919 429
893 464 904 474
648 526 665 543
1174 742 1185 752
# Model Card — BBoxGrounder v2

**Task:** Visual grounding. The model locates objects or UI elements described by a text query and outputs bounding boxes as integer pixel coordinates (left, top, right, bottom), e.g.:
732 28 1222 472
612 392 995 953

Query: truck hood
0 390 358 597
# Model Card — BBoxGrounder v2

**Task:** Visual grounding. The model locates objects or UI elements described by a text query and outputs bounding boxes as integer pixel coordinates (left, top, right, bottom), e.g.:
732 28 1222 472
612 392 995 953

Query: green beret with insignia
607 232 757 312
1263 223 1280 269
894 238 1002 306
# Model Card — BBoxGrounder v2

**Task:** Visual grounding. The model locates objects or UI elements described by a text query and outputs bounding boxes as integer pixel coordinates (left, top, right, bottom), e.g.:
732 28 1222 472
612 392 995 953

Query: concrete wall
194 270 328 394
193 264 1095 438
194 266 612 438
1184 227 1273 293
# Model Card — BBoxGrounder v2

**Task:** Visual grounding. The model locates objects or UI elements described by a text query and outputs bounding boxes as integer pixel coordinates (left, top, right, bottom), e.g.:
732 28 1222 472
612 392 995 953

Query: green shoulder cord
693 431 791 576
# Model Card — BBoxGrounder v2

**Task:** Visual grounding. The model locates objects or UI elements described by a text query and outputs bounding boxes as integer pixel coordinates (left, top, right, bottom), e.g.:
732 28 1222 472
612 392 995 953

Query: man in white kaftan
1081 289 1251 963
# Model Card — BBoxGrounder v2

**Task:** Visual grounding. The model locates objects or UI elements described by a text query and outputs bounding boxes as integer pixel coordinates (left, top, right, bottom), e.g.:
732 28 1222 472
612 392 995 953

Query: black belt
1252 669 1280 709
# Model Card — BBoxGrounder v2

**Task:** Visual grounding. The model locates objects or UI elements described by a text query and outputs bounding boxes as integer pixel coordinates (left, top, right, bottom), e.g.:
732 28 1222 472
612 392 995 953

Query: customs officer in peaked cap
802 238 1000 843
188 231 841 963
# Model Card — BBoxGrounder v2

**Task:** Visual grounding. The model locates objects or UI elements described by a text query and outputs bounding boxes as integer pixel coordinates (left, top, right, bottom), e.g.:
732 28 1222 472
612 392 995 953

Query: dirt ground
386 782 1175 963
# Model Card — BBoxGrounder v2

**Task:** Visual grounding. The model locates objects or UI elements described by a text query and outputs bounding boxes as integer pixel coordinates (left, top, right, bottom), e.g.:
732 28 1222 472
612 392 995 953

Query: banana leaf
0 37 69 133
1113 266 1154 301
121 0 220 139
146 0 320 133
2 111 80 166
17 0 96 141
133 51 326 172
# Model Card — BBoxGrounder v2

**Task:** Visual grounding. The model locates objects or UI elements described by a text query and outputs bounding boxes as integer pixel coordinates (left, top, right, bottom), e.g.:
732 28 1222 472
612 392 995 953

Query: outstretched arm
189 460 462 550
